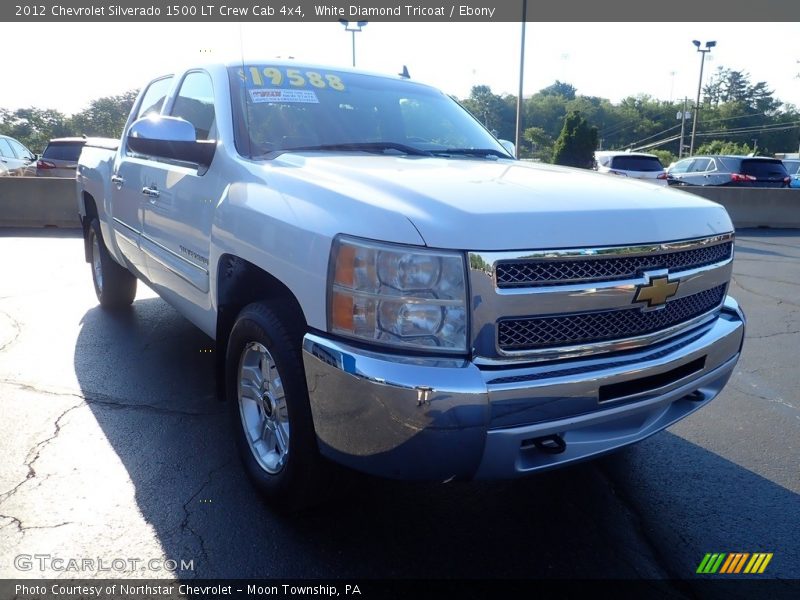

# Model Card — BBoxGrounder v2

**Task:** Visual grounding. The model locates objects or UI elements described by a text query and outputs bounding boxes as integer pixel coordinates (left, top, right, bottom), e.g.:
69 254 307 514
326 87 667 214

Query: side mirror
127 115 216 167
498 139 516 157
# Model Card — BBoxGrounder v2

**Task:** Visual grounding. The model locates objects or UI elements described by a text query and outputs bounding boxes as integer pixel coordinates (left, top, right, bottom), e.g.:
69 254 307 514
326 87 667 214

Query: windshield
228 65 510 158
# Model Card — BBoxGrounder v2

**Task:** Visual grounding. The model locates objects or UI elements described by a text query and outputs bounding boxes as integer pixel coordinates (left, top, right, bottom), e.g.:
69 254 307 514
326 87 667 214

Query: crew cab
77 61 745 508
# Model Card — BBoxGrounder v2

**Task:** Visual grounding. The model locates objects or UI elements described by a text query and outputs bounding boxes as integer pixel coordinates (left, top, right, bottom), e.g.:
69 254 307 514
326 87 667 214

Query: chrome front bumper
302 297 745 481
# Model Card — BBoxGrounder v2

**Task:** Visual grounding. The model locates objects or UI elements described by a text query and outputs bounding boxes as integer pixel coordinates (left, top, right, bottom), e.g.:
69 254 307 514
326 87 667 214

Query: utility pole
678 97 688 158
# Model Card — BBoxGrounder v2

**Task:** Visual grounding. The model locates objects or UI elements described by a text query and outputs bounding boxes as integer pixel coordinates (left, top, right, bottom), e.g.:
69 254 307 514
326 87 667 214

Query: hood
270 154 733 251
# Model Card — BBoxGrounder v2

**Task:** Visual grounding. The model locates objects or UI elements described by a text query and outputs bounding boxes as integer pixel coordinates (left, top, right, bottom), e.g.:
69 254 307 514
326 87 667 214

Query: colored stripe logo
697 552 773 574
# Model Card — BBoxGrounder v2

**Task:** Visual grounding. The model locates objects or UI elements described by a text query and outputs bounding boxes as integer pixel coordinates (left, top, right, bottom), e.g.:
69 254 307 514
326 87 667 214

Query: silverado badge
634 276 679 308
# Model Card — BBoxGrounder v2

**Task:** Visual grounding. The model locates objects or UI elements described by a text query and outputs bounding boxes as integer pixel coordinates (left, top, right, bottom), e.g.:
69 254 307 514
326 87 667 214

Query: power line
631 121 800 152
598 103 684 138
624 123 682 149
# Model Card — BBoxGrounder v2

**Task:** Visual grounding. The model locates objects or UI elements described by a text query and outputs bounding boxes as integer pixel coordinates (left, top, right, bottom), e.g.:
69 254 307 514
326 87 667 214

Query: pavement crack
748 330 800 340
737 237 800 253
0 400 82 504
730 276 800 308
0 310 22 353
177 459 234 577
731 383 796 412
0 379 222 504
0 379 223 417
732 272 800 288
0 514 73 535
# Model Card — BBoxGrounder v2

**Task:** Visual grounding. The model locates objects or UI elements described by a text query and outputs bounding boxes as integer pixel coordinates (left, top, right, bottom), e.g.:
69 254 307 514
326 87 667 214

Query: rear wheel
226 302 325 510
88 219 137 308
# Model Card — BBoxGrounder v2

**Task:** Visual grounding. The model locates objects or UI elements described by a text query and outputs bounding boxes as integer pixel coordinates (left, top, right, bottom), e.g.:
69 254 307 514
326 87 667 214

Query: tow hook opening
524 434 567 455
687 390 706 402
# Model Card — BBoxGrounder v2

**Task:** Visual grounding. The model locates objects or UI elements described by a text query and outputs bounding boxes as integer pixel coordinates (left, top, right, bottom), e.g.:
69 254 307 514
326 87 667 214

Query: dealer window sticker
249 89 320 104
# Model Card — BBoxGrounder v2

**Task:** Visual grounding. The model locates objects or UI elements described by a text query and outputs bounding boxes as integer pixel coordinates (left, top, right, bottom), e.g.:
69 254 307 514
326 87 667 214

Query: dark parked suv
666 155 790 188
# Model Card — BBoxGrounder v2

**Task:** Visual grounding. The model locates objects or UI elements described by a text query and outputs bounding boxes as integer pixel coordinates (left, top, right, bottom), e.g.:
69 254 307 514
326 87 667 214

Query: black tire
88 219 137 309
226 302 325 510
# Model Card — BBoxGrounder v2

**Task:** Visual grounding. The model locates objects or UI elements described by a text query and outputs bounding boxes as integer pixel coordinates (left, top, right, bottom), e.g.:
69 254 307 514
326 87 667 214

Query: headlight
329 236 468 353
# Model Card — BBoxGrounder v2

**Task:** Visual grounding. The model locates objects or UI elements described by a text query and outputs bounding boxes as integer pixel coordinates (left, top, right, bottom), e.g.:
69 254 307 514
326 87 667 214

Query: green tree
522 126 554 161
539 80 576 100
69 90 138 138
0 107 71 153
696 140 752 155
650 149 676 168
703 67 781 114
552 110 598 168
461 85 515 140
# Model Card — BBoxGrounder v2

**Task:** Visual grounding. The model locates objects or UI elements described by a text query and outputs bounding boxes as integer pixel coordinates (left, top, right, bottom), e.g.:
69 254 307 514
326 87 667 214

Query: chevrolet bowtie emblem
634 276 679 307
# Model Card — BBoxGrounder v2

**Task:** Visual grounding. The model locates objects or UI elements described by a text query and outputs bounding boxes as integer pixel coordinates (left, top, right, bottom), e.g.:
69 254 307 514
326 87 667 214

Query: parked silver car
36 137 87 178
0 134 36 176
667 155 790 188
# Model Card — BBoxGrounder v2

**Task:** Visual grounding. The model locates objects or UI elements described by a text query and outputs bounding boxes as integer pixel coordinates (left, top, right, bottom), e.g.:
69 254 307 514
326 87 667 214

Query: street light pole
689 40 716 157
515 0 527 159
339 20 368 67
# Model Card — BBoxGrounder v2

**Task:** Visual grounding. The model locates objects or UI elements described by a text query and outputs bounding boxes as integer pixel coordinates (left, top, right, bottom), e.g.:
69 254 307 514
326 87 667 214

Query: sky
1 21 799 115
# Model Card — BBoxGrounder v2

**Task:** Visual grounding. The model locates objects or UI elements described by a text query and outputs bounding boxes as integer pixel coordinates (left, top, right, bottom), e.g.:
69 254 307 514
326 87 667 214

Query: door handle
141 186 160 199
111 174 125 186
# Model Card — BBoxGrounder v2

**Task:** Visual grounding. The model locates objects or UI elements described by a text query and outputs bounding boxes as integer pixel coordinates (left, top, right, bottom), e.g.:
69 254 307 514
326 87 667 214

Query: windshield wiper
430 148 512 159
282 142 432 156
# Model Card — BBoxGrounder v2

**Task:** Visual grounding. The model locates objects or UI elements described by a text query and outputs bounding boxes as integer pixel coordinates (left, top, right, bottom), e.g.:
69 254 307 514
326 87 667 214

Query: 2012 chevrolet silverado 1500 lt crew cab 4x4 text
77 61 745 509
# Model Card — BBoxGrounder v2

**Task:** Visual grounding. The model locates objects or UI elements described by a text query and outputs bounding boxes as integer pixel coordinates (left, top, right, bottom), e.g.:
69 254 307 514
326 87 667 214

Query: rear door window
689 158 712 172
7 139 33 160
0 139 13 158
669 158 692 174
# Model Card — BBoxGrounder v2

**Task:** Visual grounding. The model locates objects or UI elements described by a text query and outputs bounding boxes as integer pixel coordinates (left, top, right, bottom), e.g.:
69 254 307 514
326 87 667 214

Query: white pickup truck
78 60 745 508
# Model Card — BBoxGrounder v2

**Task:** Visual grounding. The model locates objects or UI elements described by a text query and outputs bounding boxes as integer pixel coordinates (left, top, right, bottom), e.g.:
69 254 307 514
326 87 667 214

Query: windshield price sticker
241 66 346 91
249 89 319 104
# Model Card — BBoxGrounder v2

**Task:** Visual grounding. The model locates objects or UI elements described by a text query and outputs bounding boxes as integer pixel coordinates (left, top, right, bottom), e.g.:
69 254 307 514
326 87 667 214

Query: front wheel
88 219 137 308
226 302 326 510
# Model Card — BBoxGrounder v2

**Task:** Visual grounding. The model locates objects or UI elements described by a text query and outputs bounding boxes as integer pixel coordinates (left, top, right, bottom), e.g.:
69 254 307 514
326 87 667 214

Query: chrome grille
496 241 732 288
497 284 726 351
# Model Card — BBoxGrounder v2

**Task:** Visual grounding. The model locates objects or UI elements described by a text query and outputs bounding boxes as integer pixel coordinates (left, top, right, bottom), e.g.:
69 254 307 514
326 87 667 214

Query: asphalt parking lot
0 228 797 592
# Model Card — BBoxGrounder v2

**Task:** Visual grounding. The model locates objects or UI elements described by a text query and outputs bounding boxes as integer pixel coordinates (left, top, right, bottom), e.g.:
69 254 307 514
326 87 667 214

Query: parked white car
595 151 668 185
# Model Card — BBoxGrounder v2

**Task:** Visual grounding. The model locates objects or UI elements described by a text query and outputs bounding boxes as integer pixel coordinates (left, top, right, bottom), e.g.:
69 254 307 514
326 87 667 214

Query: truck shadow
73 297 798 581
